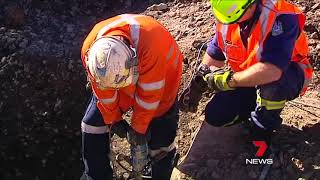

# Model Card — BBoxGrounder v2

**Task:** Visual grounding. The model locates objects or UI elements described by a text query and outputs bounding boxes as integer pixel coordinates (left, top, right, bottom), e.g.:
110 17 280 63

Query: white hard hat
86 37 138 89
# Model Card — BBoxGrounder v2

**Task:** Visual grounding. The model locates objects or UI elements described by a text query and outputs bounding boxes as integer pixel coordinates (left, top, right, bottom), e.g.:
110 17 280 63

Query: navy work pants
205 62 305 132
81 96 178 180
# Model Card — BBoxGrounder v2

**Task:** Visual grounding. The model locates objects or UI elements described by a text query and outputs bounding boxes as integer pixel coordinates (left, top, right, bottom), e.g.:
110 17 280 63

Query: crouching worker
80 14 183 180
180 0 313 152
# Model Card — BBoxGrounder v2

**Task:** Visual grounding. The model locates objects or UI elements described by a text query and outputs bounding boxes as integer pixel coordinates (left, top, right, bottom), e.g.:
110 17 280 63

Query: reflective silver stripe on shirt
96 14 141 50
81 122 109 134
120 15 141 74
97 18 126 38
260 8 272 42
252 118 266 129
100 91 118 104
130 24 140 49
265 0 300 14
121 14 140 49
173 53 180 68
138 79 165 91
149 141 176 157
166 44 174 60
221 24 228 52
256 5 273 60
265 0 278 7
135 96 160 110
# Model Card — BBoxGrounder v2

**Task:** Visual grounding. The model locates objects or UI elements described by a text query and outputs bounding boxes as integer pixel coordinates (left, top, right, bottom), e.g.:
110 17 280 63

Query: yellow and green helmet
210 0 257 24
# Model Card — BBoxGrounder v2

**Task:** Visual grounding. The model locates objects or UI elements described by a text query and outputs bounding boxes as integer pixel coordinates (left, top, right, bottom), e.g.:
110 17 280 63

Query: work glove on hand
110 120 130 138
204 69 235 92
179 64 211 112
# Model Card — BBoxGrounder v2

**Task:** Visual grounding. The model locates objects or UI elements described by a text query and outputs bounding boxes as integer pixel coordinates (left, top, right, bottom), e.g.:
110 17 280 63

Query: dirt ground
142 0 320 180
0 0 319 179
112 1 320 179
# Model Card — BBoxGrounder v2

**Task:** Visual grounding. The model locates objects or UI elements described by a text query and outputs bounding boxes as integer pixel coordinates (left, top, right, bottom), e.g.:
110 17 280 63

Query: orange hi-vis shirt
81 14 183 134
215 0 313 94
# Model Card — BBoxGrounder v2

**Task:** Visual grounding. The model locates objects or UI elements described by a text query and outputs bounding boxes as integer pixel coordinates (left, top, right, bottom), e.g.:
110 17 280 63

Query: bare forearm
202 52 225 69
228 62 282 87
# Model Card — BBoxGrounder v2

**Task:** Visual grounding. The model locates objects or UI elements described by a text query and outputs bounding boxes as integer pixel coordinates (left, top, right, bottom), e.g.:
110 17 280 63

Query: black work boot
248 122 273 158
80 174 93 180
151 149 177 180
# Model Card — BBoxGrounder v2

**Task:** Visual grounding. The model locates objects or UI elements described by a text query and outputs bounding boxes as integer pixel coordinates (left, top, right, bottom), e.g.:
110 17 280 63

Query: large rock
148 3 169 11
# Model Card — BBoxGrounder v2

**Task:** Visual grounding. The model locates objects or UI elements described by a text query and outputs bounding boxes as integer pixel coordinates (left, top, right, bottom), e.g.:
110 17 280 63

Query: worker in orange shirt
80 14 183 180
180 0 313 154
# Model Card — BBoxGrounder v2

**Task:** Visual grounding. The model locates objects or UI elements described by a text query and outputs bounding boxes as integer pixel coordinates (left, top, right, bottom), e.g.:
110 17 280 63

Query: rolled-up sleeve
259 14 300 71
206 33 226 61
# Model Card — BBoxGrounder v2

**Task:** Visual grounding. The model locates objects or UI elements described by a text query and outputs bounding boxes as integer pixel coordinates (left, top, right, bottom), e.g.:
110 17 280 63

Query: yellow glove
204 69 235 91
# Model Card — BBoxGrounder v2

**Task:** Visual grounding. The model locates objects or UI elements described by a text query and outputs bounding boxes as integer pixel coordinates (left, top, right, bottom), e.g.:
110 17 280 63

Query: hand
204 69 235 91
127 128 148 146
178 64 211 112
110 120 130 138
127 129 149 174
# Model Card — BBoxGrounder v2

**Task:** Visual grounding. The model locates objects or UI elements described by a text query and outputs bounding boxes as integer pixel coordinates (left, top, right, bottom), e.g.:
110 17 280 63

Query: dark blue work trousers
81 96 178 180
205 62 305 131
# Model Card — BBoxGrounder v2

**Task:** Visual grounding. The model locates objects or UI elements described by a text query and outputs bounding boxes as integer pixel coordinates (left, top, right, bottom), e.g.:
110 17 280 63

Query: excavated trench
0 0 171 179
1 0 320 180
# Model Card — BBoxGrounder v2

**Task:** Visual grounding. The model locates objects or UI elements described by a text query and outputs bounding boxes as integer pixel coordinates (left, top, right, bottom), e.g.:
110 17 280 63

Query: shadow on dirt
173 122 320 180
273 122 320 179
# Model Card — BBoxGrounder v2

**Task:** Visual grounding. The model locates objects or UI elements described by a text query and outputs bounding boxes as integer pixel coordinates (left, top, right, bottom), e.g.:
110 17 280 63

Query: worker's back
81 14 183 134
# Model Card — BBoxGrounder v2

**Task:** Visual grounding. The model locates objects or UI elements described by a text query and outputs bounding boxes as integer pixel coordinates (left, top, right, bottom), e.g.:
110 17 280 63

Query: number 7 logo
253 141 268 157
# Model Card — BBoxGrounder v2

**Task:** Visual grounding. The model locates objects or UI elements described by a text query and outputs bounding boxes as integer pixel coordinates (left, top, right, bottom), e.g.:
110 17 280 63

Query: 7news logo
245 141 273 165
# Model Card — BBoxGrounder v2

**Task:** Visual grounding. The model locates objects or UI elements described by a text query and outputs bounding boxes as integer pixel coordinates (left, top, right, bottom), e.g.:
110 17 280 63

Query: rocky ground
146 1 320 179
0 0 319 180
